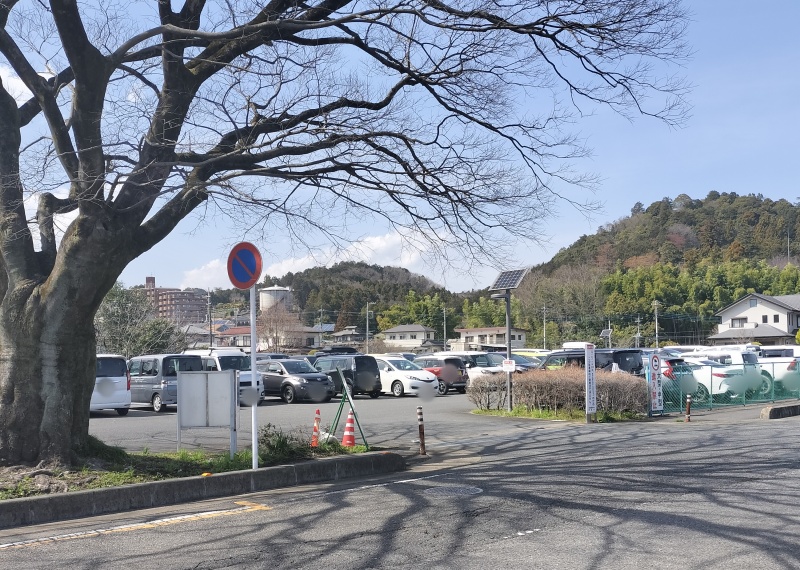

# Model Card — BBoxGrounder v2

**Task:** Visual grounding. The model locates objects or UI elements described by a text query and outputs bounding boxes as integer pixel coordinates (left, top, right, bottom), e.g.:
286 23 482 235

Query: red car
413 355 469 395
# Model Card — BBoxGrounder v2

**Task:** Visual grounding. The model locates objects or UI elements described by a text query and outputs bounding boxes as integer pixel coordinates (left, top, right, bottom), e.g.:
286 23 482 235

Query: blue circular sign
227 242 262 290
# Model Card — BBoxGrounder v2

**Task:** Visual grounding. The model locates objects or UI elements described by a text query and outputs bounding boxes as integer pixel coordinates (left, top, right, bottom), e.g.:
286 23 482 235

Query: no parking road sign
227 242 263 290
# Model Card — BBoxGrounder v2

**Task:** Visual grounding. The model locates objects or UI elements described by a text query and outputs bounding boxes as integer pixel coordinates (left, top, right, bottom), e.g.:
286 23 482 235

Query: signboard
502 359 516 372
649 353 664 412
227 242 263 290
585 343 597 414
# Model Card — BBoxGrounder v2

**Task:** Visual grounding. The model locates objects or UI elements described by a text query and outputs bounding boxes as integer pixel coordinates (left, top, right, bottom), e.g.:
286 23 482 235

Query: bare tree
0 0 689 464
257 303 303 350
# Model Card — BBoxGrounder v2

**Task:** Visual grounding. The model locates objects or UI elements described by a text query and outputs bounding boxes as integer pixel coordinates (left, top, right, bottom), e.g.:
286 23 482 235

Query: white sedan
371 355 439 398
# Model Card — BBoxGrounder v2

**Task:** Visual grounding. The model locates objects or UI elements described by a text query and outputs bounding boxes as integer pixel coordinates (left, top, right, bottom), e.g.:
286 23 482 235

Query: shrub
468 369 648 415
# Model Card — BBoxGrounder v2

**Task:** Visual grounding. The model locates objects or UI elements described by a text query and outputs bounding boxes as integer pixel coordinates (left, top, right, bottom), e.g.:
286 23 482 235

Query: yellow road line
0 501 272 550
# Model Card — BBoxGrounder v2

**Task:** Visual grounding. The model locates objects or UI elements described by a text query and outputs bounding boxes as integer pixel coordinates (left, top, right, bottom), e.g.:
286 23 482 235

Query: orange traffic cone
311 408 321 448
341 409 356 448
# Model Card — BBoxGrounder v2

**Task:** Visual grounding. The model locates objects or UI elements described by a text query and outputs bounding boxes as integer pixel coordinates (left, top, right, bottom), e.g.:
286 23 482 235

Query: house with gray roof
381 324 436 350
710 293 800 345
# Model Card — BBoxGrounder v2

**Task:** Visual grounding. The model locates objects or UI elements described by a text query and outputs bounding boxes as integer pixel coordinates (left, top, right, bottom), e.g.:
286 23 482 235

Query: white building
382 324 436 350
710 293 800 345
450 326 527 351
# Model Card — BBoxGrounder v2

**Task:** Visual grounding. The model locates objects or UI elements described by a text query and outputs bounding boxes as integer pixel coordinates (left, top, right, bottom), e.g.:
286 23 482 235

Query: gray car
258 359 335 404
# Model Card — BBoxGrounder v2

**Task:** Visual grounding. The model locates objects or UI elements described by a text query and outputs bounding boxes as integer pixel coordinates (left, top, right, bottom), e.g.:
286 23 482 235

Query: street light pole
491 290 513 412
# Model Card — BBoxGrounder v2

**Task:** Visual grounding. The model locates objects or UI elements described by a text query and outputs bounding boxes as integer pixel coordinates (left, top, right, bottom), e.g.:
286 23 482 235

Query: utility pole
653 300 661 348
207 289 213 347
443 306 447 350
635 315 641 348
542 305 547 350
365 302 371 353
318 308 324 347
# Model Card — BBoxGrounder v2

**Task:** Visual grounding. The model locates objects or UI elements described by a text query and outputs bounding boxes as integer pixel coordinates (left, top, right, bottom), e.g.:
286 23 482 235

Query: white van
92 354 131 416
184 348 264 403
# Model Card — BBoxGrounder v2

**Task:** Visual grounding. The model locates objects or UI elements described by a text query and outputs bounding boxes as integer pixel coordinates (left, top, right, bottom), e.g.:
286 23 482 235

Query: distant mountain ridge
538 192 797 274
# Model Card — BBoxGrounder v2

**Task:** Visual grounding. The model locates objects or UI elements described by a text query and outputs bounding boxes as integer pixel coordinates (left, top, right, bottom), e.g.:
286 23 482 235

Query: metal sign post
649 353 664 416
585 343 597 423
227 242 263 469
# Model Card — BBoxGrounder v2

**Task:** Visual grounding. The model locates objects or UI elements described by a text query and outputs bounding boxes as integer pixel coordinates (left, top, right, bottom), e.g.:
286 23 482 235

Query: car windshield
282 360 316 374
218 355 251 370
388 359 422 371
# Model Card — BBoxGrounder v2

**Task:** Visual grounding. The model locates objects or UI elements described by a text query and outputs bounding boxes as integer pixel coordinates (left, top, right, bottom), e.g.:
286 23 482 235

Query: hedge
467 369 649 414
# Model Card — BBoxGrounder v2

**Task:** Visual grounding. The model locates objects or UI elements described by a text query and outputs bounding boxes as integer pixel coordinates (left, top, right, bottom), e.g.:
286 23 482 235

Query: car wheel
115 408 129 416
323 396 332 403
152 393 165 413
281 385 297 404
456 387 467 394
369 391 380 399
438 380 448 395
391 381 404 397
692 384 710 405
757 373 773 398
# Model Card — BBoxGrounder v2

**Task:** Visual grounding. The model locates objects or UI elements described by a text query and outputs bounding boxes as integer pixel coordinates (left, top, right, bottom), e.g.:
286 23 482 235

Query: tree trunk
0 283 98 465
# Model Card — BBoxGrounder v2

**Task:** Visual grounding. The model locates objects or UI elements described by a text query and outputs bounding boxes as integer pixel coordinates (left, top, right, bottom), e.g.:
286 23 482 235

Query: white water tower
259 286 293 310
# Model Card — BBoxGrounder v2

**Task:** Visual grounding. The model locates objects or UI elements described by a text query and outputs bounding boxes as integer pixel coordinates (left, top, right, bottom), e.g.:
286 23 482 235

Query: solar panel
488 268 529 291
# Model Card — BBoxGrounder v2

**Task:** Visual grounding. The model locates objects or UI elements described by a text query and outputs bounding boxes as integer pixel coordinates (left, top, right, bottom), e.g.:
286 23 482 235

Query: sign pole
227 241 263 470
250 284 258 469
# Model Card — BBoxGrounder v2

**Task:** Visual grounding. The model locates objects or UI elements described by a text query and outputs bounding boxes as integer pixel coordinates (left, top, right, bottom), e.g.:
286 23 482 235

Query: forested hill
262 261 467 316
540 192 798 274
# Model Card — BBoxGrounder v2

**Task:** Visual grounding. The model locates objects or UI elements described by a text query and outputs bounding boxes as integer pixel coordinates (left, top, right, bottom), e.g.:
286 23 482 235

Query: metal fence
656 361 800 414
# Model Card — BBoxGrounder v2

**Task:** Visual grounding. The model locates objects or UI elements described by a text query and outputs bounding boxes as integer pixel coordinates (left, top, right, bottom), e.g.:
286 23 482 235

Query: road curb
760 404 800 420
0 451 405 530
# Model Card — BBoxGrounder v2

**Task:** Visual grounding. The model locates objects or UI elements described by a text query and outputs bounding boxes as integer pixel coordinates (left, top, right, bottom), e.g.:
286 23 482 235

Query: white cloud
180 258 228 289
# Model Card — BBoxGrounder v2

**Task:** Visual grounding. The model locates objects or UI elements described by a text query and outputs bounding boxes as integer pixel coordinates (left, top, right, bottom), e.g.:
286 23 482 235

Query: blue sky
118 1 800 293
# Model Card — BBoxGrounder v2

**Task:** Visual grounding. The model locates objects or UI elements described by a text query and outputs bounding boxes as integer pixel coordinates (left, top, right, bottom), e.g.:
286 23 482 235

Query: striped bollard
417 406 426 455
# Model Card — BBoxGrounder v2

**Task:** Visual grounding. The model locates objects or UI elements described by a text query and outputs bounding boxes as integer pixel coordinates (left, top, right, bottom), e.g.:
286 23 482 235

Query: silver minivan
92 354 131 416
127 354 203 412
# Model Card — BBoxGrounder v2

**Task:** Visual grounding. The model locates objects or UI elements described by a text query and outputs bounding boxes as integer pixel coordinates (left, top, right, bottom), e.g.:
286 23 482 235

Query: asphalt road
87 390 477 455
3 398 800 569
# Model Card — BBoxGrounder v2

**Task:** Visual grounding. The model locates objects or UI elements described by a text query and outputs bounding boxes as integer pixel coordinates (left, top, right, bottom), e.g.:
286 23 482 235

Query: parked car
313 354 382 397
127 354 203 412
689 349 764 396
757 350 800 393
436 351 503 384
257 359 335 403
659 356 699 403
371 355 438 397
682 356 757 403
383 352 418 362
92 354 131 416
255 352 291 361
413 354 469 394
185 348 264 403
538 348 645 376
487 352 538 372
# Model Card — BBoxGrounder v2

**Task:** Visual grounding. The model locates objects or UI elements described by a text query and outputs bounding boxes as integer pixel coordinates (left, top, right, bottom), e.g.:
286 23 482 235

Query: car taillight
789 361 798 371
663 363 674 380
126 370 131 391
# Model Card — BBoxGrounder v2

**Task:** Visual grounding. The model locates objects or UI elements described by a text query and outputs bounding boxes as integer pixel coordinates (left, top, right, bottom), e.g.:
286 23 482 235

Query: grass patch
473 407 645 422
0 427 373 501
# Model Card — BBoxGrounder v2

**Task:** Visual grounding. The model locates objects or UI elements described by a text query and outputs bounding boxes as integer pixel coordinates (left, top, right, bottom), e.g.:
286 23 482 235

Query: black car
538 348 645 376
258 359 335 404
313 354 382 397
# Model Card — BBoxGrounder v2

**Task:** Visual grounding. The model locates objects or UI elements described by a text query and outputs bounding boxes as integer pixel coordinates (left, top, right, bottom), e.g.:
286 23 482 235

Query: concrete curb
760 404 800 420
0 451 405 530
